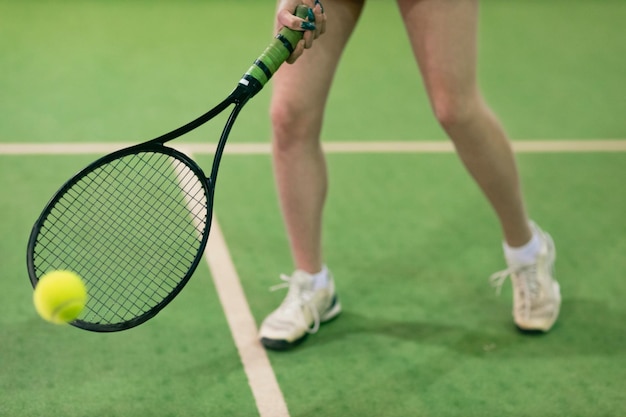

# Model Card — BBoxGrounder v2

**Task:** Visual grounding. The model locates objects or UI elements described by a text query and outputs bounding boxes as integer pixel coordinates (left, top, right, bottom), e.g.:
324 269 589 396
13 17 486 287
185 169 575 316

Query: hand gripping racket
26 5 310 332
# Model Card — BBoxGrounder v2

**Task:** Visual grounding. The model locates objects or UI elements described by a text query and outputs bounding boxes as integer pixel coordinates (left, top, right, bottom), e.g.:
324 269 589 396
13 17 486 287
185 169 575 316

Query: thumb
276 8 308 32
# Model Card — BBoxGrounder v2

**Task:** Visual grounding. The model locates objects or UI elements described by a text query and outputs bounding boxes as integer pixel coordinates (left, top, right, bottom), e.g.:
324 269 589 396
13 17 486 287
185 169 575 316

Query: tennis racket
26 5 310 332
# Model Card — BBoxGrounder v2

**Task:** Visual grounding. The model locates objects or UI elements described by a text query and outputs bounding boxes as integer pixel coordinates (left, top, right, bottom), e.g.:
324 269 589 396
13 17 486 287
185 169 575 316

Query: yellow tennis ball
33 270 87 324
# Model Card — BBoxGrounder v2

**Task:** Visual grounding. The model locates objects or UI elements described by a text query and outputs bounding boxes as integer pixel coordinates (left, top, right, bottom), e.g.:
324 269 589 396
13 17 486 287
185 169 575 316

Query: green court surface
1 1 625 416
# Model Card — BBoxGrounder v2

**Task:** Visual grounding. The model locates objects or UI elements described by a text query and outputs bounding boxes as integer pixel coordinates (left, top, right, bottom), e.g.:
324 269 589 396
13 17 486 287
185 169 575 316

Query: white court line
173 146 289 417
1 139 626 155
205 217 290 417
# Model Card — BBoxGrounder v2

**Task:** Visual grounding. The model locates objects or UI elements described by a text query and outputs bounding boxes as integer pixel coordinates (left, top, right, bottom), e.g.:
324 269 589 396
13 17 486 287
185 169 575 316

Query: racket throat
234 75 264 102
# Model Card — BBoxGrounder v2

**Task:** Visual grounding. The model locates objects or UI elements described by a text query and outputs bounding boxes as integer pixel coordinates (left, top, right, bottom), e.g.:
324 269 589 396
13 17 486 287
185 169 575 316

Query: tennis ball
33 270 87 324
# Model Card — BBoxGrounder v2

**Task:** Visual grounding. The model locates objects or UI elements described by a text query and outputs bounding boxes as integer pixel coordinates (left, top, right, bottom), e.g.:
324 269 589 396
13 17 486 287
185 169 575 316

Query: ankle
503 228 542 266
311 265 330 290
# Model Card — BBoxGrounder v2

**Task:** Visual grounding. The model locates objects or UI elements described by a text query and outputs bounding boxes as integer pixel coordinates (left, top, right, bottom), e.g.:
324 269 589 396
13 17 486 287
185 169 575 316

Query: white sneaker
259 269 342 350
490 226 561 332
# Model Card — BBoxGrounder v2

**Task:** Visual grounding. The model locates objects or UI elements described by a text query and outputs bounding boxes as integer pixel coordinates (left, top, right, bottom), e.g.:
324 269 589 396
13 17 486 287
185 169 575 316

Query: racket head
27 144 212 332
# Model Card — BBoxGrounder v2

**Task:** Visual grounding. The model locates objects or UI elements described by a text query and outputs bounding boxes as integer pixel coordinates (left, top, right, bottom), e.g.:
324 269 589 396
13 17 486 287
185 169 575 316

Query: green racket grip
239 5 310 93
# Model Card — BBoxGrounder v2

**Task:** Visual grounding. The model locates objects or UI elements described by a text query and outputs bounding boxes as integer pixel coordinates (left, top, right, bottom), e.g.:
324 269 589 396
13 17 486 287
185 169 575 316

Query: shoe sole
261 296 342 351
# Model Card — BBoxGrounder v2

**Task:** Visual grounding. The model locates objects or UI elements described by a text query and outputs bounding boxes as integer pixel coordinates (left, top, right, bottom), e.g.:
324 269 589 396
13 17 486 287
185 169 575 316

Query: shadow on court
301 297 625 358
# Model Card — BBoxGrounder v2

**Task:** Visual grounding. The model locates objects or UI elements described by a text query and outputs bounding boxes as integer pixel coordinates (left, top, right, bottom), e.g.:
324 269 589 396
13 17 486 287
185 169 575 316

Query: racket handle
239 5 310 95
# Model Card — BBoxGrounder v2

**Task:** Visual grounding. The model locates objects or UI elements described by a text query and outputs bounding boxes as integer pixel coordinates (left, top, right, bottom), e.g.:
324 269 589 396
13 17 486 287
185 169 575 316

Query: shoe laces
490 264 540 318
270 273 321 334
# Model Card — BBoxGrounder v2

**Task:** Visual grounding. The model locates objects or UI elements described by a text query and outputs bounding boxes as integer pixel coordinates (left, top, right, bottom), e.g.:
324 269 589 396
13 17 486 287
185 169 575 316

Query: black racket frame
27 78 257 332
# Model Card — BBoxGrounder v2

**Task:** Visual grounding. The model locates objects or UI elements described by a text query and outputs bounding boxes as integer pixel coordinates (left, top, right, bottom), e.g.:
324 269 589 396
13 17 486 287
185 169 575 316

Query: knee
270 98 321 152
270 100 303 139
429 88 481 131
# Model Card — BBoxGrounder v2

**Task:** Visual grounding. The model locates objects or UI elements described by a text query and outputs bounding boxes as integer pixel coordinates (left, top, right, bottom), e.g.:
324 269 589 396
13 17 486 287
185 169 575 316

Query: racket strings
32 151 209 326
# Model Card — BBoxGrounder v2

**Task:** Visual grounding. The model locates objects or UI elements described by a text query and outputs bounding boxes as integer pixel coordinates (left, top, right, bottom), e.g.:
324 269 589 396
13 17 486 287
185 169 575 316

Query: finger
306 7 322 40
286 39 306 64
276 8 308 32
313 3 326 36
302 29 314 49
314 0 324 14
277 4 319 26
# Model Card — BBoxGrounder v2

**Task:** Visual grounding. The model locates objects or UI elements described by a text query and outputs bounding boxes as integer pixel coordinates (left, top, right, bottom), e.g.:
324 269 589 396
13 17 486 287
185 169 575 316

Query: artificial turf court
1 1 625 416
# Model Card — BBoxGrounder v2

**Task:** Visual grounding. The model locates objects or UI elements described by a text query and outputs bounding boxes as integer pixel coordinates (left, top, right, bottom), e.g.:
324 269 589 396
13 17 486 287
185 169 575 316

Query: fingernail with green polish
301 21 316 31
307 8 315 23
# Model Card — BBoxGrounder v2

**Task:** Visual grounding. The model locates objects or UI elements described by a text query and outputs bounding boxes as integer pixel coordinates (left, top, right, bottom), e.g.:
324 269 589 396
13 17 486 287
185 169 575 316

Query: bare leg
397 0 532 246
270 0 365 273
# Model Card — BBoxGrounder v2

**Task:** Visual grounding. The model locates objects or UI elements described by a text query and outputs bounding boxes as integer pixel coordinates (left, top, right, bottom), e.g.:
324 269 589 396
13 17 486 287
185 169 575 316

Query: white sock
311 265 330 290
503 228 542 266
